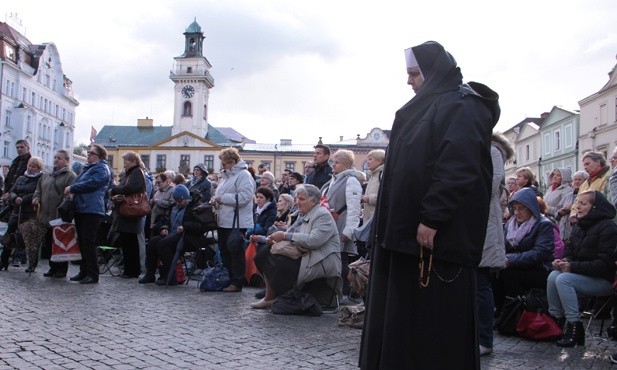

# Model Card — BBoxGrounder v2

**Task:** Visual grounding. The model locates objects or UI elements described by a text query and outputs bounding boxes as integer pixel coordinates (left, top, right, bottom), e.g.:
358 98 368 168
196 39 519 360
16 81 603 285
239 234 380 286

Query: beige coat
287 204 342 285
33 168 76 225
362 164 383 222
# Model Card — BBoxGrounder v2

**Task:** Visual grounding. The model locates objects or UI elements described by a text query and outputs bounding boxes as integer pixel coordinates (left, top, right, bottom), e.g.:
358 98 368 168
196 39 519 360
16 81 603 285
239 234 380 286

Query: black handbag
57 197 75 223
271 288 323 316
494 295 525 335
192 202 217 229
198 262 231 291
226 194 244 253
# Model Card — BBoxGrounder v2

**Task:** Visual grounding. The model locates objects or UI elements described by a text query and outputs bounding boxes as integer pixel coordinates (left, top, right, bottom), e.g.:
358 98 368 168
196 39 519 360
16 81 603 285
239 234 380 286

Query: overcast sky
7 0 617 145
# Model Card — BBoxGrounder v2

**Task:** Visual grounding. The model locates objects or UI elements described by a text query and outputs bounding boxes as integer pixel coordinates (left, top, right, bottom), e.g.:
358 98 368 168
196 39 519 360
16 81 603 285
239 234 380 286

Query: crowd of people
2 41 617 370
0 140 385 309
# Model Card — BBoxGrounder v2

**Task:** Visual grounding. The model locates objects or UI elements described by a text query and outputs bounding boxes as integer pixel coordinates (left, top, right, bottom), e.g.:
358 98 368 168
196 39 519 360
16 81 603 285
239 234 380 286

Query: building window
180 154 191 175
4 110 11 128
554 130 560 151
26 115 32 132
3 141 9 158
600 103 608 125
183 102 192 116
203 155 214 172
187 67 192 73
22 87 26 101
31 92 36 106
543 133 550 155
285 162 295 171
564 124 573 148
156 154 167 171
107 154 114 167
141 154 150 171
615 97 617 122
525 145 530 161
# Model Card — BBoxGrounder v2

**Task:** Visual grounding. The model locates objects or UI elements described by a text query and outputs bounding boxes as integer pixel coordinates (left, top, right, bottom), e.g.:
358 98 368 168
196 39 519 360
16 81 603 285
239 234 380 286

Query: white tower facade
170 19 215 137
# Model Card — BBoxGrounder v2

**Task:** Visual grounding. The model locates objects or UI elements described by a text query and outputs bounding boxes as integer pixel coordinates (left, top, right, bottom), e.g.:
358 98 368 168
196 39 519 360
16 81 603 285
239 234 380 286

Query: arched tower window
183 101 192 116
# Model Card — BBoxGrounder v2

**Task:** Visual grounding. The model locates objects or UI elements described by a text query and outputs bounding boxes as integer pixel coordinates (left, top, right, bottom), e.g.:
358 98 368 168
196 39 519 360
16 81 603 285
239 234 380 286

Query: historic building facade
538 106 579 187
0 21 77 169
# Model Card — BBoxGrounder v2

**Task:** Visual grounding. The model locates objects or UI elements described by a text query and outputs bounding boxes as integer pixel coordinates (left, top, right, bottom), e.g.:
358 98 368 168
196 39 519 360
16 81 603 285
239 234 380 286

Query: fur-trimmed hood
492 132 514 162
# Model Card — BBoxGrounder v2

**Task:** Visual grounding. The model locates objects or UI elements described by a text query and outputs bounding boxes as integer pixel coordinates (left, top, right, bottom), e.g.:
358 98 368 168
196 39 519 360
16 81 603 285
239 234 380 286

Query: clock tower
170 18 214 137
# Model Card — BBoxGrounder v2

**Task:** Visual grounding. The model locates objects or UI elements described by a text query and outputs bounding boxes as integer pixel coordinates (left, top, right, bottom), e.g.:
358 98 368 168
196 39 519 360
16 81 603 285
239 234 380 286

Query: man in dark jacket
1 140 31 222
360 41 499 370
305 144 332 190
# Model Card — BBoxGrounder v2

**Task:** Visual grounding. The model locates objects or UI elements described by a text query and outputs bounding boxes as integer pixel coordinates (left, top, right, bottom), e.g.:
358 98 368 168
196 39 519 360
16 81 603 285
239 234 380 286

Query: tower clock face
182 85 195 98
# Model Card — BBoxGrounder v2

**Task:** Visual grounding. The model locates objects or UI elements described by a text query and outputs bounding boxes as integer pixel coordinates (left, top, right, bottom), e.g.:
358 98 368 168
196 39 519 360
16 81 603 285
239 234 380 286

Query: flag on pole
90 126 97 143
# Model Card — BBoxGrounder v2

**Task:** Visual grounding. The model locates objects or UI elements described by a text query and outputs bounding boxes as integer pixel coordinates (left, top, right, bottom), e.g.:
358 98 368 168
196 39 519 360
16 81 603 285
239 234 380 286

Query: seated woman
249 186 277 239
547 191 617 347
273 193 294 227
139 184 207 286
251 184 342 309
493 187 555 315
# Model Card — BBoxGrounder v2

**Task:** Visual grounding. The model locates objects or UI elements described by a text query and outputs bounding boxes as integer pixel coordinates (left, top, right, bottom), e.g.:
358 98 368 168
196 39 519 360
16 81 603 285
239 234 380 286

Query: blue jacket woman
66 144 113 284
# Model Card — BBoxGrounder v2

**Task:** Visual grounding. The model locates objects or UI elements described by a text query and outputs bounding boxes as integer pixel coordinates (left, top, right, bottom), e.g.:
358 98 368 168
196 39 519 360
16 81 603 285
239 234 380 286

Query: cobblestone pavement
0 263 615 369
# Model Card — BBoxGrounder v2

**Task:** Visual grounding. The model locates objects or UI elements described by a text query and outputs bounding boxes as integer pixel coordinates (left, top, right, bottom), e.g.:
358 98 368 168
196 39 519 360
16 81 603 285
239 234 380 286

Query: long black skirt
360 246 479 370
254 246 301 296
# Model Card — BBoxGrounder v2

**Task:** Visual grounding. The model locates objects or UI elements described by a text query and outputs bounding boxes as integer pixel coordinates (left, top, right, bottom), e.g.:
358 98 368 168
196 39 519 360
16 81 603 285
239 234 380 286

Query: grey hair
294 184 321 204
367 149 386 163
582 151 606 167
260 171 275 185
572 170 589 180
333 149 355 168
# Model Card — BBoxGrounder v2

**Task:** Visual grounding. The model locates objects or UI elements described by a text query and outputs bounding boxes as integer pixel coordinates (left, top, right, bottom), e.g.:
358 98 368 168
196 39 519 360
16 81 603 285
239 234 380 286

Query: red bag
175 260 186 284
50 223 81 262
515 311 563 340
244 240 259 285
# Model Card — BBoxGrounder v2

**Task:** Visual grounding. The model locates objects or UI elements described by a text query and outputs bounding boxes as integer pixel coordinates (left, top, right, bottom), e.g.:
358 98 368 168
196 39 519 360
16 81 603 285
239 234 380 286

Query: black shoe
70 273 87 281
121 273 139 279
79 276 99 284
43 270 56 277
53 272 67 278
556 321 585 347
139 275 156 284
255 290 266 299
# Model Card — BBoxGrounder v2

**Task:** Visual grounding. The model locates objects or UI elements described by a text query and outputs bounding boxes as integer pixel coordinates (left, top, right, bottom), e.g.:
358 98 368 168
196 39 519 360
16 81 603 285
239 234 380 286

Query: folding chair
98 245 124 276
581 295 616 336
166 230 217 286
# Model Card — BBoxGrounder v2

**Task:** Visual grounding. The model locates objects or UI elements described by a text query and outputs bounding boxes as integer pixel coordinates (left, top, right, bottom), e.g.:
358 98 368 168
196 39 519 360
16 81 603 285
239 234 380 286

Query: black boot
556 321 585 347
549 315 566 329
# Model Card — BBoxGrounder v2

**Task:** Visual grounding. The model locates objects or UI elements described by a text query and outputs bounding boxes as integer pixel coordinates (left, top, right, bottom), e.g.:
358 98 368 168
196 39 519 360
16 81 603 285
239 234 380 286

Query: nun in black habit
359 41 500 369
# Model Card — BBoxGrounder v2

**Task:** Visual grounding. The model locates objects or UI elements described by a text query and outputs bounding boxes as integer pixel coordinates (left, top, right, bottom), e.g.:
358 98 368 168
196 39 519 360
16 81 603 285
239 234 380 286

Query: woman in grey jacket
251 184 342 309
210 147 255 292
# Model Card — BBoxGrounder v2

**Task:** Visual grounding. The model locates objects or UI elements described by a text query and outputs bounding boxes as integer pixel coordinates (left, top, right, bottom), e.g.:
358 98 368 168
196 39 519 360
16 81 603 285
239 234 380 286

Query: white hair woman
251 184 341 309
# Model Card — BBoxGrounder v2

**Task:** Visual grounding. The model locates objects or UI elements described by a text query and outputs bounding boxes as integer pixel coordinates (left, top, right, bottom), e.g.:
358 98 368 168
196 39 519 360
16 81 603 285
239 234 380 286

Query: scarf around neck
505 216 538 247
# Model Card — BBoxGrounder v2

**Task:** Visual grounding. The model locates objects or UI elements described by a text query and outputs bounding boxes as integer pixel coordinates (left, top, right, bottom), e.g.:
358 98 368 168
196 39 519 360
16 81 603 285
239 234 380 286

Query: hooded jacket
564 191 617 282
479 133 514 268
188 163 212 202
504 188 555 270
374 41 500 267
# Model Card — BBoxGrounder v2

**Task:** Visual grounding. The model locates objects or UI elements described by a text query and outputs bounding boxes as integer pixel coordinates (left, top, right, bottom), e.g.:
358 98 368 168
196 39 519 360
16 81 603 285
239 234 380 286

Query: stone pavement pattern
0 265 615 369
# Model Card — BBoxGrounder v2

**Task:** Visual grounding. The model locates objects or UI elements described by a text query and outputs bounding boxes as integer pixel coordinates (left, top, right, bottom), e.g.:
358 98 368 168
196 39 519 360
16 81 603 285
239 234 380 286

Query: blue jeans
476 268 494 348
547 270 613 322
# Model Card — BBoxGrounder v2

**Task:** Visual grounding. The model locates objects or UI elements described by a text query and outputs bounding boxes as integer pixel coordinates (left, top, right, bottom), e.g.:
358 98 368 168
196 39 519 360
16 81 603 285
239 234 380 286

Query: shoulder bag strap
233 193 240 229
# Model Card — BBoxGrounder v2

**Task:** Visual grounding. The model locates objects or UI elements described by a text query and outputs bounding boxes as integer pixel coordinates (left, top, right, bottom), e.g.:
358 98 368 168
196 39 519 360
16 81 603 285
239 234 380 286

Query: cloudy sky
7 0 617 145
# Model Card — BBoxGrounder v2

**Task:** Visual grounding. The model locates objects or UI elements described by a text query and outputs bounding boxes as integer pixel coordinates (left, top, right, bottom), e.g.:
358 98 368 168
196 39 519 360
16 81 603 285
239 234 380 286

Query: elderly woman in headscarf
544 168 572 219
187 163 211 202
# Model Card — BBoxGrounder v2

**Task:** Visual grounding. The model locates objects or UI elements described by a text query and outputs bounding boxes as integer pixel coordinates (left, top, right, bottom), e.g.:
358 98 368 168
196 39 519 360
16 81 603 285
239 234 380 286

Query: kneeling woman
251 184 341 309
547 191 617 347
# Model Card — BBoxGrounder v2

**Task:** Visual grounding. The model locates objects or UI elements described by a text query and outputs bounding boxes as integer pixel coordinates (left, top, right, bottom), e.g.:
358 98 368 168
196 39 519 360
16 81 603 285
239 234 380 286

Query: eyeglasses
610 157 617 161
87 151 98 156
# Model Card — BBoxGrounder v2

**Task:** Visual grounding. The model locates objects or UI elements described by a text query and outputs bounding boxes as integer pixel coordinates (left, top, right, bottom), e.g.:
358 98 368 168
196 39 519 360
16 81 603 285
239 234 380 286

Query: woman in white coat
210 147 256 292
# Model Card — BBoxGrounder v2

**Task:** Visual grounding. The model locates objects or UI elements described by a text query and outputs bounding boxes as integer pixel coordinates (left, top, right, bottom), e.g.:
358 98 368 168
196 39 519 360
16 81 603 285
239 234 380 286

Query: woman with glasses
64 144 112 284
150 173 175 236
